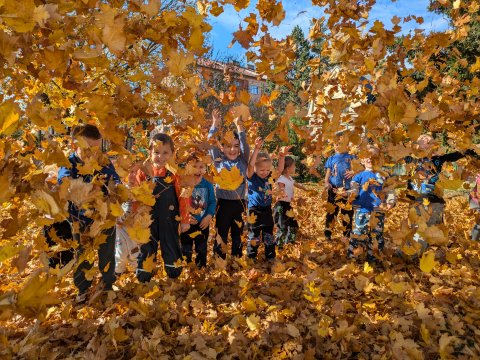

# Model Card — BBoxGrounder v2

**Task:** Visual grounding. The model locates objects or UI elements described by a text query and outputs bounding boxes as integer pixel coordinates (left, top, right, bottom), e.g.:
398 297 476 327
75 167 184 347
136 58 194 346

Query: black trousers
43 220 75 268
72 222 116 295
181 223 209 267
247 206 275 260
324 188 353 239
214 199 246 259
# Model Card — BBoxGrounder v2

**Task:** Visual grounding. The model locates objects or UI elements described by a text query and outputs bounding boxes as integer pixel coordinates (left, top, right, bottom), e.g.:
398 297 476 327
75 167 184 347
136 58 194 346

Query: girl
246 138 287 261
134 133 190 282
274 156 308 248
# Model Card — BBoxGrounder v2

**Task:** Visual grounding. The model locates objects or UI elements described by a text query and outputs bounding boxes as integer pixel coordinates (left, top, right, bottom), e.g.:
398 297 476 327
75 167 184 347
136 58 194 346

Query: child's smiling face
192 160 206 183
150 141 173 168
255 160 272 179
221 138 240 160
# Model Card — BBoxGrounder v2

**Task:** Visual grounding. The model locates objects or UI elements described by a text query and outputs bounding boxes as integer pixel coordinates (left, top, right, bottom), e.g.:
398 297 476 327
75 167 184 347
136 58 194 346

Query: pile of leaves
0 0 480 358
1 188 480 359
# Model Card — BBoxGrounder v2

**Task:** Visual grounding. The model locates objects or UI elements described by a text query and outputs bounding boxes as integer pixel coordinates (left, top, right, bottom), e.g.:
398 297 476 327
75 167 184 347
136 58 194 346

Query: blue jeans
348 209 385 262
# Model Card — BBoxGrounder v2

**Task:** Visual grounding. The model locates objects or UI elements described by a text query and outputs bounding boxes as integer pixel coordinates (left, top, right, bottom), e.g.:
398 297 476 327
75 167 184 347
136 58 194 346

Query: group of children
47 112 480 303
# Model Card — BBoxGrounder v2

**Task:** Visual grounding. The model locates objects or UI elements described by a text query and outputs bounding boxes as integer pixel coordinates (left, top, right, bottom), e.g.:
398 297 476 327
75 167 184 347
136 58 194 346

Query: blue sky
206 0 450 61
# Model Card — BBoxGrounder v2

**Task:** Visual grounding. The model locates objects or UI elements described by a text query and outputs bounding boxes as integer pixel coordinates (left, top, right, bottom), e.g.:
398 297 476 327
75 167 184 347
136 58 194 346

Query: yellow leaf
0 100 20 136
285 209 295 218
317 315 333 337
131 182 156 206
189 231 202 238
388 281 410 294
241 297 258 313
470 57 480 72
419 251 436 273
213 166 244 191
0 244 20 263
246 314 260 331
110 202 124 217
420 323 431 345
363 262 373 274
247 212 257 224
166 49 195 77
143 254 156 273
126 224 151 244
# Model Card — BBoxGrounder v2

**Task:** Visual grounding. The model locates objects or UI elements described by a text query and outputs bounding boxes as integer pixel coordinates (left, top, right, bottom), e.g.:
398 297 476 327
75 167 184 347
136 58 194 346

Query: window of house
249 85 259 95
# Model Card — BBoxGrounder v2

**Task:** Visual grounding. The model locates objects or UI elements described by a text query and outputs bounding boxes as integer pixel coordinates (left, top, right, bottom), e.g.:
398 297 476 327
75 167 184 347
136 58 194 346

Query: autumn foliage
0 0 480 358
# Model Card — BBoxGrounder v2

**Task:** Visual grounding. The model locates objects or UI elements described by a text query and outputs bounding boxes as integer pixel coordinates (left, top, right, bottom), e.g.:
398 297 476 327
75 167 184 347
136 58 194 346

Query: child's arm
324 168 332 189
208 109 223 161
247 137 263 178
199 181 217 230
234 116 250 164
276 146 291 176
294 182 308 191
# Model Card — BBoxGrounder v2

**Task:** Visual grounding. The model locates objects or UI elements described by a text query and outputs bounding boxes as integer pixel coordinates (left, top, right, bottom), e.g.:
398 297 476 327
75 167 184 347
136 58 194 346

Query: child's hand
189 214 198 225
254 137 263 150
345 170 355 179
233 116 244 130
199 214 212 230
278 145 292 158
212 109 222 127
180 223 191 233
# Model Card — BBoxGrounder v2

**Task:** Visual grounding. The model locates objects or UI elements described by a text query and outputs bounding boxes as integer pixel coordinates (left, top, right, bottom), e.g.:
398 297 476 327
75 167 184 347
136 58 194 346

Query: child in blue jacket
348 147 395 264
181 153 216 267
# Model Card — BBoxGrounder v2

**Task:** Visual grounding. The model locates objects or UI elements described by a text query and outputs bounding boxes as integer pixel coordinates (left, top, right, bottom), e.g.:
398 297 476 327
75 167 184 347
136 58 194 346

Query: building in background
196 58 267 102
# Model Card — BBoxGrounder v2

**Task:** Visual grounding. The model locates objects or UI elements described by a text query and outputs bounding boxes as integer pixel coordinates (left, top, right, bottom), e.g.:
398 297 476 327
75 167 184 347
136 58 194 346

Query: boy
208 109 250 259
57 124 120 303
348 147 395 264
181 153 216 267
324 135 355 240
404 134 479 255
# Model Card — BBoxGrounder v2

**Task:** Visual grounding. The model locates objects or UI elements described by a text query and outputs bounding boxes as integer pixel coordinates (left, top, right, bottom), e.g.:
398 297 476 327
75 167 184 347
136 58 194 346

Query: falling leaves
212 166 244 191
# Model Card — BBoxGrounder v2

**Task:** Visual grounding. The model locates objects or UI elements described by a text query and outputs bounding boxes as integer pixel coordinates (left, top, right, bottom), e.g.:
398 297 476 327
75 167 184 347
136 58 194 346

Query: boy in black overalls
134 133 190 281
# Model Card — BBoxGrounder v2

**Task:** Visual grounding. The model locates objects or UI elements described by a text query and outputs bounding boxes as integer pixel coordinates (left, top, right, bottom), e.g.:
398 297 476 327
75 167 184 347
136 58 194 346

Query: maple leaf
213 167 244 191
419 250 436 273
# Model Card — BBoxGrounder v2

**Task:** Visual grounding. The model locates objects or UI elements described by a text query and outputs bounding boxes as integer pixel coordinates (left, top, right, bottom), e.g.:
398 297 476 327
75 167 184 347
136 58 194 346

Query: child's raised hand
278 145 292 158
254 137 263 150
212 109 222 127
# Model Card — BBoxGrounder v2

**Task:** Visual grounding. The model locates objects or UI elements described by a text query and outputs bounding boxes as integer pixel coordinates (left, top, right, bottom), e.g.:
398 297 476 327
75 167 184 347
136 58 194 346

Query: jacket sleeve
205 181 217 217
208 126 223 163
238 131 250 165
57 167 71 184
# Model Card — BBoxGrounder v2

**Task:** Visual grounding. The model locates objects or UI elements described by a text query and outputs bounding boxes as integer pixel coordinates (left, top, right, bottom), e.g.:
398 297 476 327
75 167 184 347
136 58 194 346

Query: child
347 148 395 264
57 124 120 303
470 174 480 241
208 109 250 259
134 133 190 282
324 137 356 241
246 138 287 261
114 171 139 275
180 153 216 267
274 156 308 247
404 134 478 255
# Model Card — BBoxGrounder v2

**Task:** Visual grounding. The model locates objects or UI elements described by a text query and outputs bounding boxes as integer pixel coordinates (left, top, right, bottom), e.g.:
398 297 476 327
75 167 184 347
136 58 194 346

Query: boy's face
255 160 272 179
150 142 173 168
74 136 102 161
192 161 207 183
416 135 436 151
221 138 240 161
360 157 373 169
